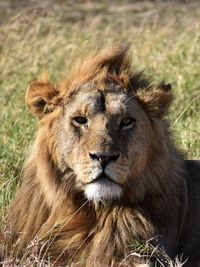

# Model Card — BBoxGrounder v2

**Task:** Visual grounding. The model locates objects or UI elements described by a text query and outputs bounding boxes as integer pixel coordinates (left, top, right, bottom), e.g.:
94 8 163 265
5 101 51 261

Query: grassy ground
0 0 199 265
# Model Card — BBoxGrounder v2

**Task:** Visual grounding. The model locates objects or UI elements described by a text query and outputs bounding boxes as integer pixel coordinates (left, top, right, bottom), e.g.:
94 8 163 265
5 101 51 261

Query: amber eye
73 116 88 125
120 117 135 129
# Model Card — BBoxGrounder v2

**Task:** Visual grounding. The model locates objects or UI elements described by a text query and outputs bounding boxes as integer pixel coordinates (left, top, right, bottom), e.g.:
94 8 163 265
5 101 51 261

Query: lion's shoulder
185 160 200 190
184 160 200 220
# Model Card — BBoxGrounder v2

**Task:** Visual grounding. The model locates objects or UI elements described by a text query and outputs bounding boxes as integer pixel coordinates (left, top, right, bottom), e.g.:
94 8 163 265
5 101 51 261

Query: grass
0 0 199 266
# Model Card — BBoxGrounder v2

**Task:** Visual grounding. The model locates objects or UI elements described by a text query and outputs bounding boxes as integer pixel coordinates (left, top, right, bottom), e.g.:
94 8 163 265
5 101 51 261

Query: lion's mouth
84 172 123 202
87 173 122 186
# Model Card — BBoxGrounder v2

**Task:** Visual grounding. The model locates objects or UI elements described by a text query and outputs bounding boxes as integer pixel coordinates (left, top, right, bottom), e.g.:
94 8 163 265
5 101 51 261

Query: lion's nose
89 152 120 166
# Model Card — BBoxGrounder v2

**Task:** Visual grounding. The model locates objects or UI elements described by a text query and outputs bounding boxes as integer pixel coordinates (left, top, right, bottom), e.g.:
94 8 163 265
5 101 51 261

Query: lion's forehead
106 93 127 114
66 89 133 116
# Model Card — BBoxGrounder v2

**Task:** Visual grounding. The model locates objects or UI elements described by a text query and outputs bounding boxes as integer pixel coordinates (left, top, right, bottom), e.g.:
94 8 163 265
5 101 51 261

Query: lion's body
5 45 200 266
176 160 200 266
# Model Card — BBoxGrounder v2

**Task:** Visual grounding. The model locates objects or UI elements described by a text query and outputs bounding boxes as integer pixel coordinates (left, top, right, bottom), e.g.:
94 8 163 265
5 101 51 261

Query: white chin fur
84 179 122 202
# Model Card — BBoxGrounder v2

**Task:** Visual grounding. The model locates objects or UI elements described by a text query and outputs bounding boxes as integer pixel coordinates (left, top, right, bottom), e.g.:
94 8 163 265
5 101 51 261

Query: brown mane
5 44 187 266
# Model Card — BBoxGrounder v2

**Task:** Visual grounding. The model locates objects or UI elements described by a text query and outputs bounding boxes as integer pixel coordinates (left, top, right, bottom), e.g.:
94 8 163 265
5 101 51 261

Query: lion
4 44 200 266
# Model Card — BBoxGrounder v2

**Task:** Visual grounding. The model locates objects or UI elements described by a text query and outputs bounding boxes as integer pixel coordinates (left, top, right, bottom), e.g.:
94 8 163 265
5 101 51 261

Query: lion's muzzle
89 152 120 167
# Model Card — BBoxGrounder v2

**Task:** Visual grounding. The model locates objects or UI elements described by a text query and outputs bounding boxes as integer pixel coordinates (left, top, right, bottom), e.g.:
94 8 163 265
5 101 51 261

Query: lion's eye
73 116 87 125
120 117 135 129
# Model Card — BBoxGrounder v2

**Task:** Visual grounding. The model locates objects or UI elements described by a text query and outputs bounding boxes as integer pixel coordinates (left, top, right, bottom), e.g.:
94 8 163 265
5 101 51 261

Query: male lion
5 44 200 266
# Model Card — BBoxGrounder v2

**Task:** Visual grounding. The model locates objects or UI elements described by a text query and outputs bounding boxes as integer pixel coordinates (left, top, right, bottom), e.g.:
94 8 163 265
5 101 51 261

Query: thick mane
5 44 185 266
66 44 131 89
7 132 155 265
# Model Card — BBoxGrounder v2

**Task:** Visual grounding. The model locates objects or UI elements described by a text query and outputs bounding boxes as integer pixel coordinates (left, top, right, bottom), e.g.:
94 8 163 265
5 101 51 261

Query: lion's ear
25 79 61 119
136 83 172 118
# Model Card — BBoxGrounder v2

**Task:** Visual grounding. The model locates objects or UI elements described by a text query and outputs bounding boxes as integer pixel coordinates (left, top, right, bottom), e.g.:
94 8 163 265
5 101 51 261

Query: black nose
89 152 120 166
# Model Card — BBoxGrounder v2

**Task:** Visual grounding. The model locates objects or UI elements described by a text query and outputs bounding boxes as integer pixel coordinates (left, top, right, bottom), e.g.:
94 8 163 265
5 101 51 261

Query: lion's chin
84 178 122 202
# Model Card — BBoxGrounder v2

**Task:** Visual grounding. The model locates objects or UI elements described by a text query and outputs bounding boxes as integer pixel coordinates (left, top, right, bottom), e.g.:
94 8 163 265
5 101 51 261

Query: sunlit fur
5 44 190 266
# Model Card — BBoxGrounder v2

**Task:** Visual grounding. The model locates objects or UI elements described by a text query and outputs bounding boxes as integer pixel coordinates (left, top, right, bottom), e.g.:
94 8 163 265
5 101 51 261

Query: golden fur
5 44 200 266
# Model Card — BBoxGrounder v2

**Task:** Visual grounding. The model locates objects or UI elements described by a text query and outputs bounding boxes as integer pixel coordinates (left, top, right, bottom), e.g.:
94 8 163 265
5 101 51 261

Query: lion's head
25 44 173 205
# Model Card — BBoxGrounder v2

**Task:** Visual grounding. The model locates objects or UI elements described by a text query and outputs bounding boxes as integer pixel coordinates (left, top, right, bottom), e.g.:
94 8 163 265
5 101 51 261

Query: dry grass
0 0 200 266
1 236 185 267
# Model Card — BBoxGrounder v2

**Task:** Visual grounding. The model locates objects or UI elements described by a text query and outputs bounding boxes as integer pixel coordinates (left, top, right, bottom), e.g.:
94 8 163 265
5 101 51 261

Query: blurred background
0 0 200 216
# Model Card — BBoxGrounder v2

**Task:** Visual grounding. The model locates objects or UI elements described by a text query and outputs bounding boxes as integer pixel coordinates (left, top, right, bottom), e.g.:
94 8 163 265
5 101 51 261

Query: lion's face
54 82 151 202
25 46 172 204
